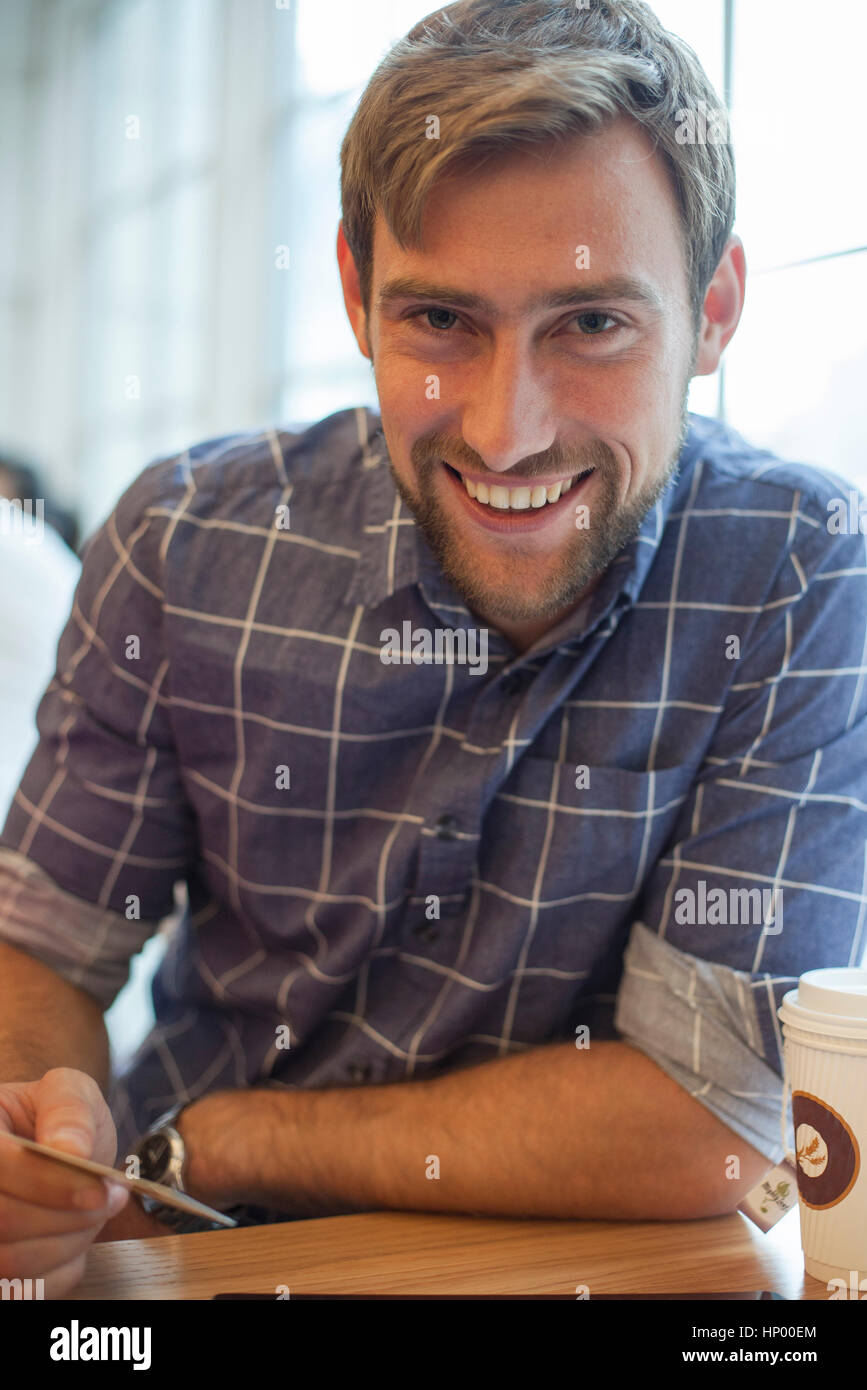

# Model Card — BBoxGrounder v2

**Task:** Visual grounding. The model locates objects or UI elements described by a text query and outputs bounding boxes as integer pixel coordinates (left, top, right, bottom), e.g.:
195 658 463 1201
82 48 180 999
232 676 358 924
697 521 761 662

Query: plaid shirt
2 407 866 1209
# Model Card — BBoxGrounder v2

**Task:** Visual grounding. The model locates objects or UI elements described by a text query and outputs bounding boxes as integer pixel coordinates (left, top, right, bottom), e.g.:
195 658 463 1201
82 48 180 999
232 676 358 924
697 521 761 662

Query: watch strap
134 1101 238 1232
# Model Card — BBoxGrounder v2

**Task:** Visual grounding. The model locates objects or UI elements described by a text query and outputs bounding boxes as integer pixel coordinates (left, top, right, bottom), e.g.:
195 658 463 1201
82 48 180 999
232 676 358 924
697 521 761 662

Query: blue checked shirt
2 407 866 1211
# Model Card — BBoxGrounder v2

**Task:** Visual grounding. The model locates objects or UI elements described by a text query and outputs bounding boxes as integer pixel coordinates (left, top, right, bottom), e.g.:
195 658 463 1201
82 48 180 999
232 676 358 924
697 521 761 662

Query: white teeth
459 469 589 510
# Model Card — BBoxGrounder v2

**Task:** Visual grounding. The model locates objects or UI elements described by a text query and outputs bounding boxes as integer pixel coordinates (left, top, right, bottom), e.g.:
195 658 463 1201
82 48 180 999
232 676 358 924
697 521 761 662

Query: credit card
0 1129 237 1228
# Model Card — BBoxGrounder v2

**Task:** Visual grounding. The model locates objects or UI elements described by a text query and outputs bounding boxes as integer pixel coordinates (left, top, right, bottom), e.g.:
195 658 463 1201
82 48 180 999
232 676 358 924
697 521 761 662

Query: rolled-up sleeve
0 847 159 1009
615 921 790 1162
614 500 867 1167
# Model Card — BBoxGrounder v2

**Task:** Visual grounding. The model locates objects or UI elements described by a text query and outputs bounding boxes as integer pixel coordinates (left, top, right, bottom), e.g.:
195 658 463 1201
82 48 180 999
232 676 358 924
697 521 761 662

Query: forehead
372 115 689 316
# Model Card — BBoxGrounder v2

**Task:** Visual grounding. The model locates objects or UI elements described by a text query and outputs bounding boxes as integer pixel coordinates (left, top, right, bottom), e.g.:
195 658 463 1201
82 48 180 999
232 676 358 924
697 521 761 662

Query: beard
383 392 691 625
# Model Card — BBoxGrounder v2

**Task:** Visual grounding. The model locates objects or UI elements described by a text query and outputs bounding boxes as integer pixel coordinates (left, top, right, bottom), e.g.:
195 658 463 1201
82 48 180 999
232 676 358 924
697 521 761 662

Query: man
1 0 865 1297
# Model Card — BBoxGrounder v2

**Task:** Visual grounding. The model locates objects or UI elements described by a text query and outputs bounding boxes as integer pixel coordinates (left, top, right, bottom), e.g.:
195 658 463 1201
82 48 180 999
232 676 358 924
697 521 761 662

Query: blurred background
2 0 866 1057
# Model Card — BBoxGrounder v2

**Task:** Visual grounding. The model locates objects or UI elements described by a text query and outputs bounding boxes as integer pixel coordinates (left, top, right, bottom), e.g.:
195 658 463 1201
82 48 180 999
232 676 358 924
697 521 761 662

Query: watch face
140 1132 172 1180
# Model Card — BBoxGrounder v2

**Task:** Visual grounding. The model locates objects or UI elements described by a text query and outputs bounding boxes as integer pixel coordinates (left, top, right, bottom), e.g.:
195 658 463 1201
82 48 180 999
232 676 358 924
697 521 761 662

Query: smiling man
1 0 866 1291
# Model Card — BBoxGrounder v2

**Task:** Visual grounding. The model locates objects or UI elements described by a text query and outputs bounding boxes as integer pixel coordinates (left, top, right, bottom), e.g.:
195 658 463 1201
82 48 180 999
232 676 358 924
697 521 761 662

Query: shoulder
107 406 383 532
83 408 384 603
683 412 858 517
675 413 866 580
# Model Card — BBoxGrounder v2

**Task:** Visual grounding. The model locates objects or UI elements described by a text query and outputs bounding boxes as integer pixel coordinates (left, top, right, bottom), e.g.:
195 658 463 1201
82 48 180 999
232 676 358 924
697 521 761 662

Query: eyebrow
377 274 665 317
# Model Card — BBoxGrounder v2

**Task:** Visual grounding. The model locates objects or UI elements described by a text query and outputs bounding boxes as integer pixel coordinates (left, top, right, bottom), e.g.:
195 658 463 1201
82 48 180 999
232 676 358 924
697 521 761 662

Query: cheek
582 348 688 427
376 364 439 425
566 374 651 434
377 364 455 461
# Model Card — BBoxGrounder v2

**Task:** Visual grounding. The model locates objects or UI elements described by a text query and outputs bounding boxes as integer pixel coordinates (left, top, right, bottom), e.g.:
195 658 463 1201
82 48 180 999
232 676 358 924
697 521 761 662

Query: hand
0 1066 131 1297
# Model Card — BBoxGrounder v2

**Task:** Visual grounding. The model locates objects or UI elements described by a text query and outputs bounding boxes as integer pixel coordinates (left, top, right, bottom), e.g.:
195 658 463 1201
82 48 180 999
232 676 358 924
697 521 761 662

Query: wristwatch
130 1102 243 1233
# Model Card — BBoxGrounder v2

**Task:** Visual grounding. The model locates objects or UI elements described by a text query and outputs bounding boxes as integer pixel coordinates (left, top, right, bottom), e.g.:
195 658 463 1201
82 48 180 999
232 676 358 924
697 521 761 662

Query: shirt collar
344 415 706 654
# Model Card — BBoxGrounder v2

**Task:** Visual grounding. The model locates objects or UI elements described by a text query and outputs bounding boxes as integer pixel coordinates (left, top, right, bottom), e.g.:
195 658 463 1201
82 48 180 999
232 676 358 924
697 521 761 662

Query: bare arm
0 942 149 1291
0 940 109 1090
158 1039 774 1225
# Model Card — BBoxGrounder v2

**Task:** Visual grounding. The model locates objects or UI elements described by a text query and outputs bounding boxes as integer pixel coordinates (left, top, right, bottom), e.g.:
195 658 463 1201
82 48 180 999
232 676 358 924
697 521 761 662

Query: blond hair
340 0 735 330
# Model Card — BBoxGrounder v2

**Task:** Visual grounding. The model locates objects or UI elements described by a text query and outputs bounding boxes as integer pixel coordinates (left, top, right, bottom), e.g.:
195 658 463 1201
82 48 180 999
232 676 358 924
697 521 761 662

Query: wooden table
71 1204 831 1300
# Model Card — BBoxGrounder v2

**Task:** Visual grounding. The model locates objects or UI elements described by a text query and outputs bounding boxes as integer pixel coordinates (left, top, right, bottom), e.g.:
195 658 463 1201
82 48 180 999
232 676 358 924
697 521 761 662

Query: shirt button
412 921 440 942
347 1064 371 1083
435 813 459 840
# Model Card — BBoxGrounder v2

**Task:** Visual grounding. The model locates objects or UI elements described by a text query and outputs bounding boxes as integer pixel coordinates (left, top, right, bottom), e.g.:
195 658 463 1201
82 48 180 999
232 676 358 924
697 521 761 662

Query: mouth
440 459 595 532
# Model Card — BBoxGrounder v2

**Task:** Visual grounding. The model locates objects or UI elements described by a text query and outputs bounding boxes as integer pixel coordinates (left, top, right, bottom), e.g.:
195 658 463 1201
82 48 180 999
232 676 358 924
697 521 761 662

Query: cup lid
790 967 867 1020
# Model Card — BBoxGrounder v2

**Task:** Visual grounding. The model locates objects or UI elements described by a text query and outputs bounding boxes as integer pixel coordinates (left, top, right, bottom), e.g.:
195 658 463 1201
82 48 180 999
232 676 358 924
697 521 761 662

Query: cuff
614 921 791 1164
0 846 159 1009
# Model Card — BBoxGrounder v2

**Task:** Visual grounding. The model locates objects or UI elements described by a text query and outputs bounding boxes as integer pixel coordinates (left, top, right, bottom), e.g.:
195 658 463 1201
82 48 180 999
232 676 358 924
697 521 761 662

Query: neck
481 575 604 657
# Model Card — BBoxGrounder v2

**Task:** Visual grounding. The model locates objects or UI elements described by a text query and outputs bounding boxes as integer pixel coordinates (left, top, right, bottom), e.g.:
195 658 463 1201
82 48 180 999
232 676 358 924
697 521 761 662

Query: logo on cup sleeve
792 1091 860 1210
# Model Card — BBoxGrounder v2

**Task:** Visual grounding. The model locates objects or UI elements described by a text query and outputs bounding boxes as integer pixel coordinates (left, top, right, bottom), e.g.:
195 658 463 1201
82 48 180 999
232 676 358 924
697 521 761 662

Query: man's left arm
104 1036 770 1236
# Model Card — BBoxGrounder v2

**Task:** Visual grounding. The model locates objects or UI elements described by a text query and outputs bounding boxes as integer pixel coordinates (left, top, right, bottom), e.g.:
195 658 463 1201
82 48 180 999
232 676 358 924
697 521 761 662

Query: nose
459 334 557 474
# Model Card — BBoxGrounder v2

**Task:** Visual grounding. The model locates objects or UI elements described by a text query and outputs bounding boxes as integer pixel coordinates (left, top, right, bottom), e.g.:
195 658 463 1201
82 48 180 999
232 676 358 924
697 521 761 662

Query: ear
693 234 746 376
336 221 372 360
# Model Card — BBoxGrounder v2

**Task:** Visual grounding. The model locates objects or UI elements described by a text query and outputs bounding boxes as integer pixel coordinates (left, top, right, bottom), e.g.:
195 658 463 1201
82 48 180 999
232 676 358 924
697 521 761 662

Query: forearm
181 1040 775 1222
0 941 109 1090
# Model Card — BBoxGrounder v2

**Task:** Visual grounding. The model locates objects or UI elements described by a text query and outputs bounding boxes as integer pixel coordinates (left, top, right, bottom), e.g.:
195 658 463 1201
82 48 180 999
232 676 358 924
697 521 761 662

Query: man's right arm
0 447 200 1291
0 890 145 1295
0 847 178 1290
0 929 133 1298
0 938 109 1091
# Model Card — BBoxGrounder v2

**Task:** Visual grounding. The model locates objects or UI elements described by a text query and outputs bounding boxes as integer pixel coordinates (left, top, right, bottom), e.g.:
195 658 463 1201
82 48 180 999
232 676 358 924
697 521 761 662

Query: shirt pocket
487 756 695 905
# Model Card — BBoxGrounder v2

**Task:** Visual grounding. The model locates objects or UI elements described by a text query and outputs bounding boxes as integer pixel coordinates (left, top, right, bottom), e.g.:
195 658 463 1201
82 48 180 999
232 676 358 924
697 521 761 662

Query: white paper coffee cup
778 967 867 1287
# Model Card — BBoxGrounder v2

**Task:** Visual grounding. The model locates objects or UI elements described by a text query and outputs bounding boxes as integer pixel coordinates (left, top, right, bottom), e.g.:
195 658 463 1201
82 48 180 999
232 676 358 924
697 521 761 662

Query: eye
408 306 460 333
570 311 620 336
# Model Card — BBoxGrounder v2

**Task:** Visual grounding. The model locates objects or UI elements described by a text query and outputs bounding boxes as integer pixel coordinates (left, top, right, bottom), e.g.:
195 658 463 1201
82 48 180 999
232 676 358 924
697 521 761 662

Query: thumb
34 1067 100 1159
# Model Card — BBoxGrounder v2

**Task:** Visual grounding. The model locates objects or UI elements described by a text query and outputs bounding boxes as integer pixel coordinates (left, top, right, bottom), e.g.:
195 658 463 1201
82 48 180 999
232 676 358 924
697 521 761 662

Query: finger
43 1250 90 1300
0 1221 103 1283
35 1068 103 1157
0 1180 126 1241
0 1140 115 1212
0 1087 37 1138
